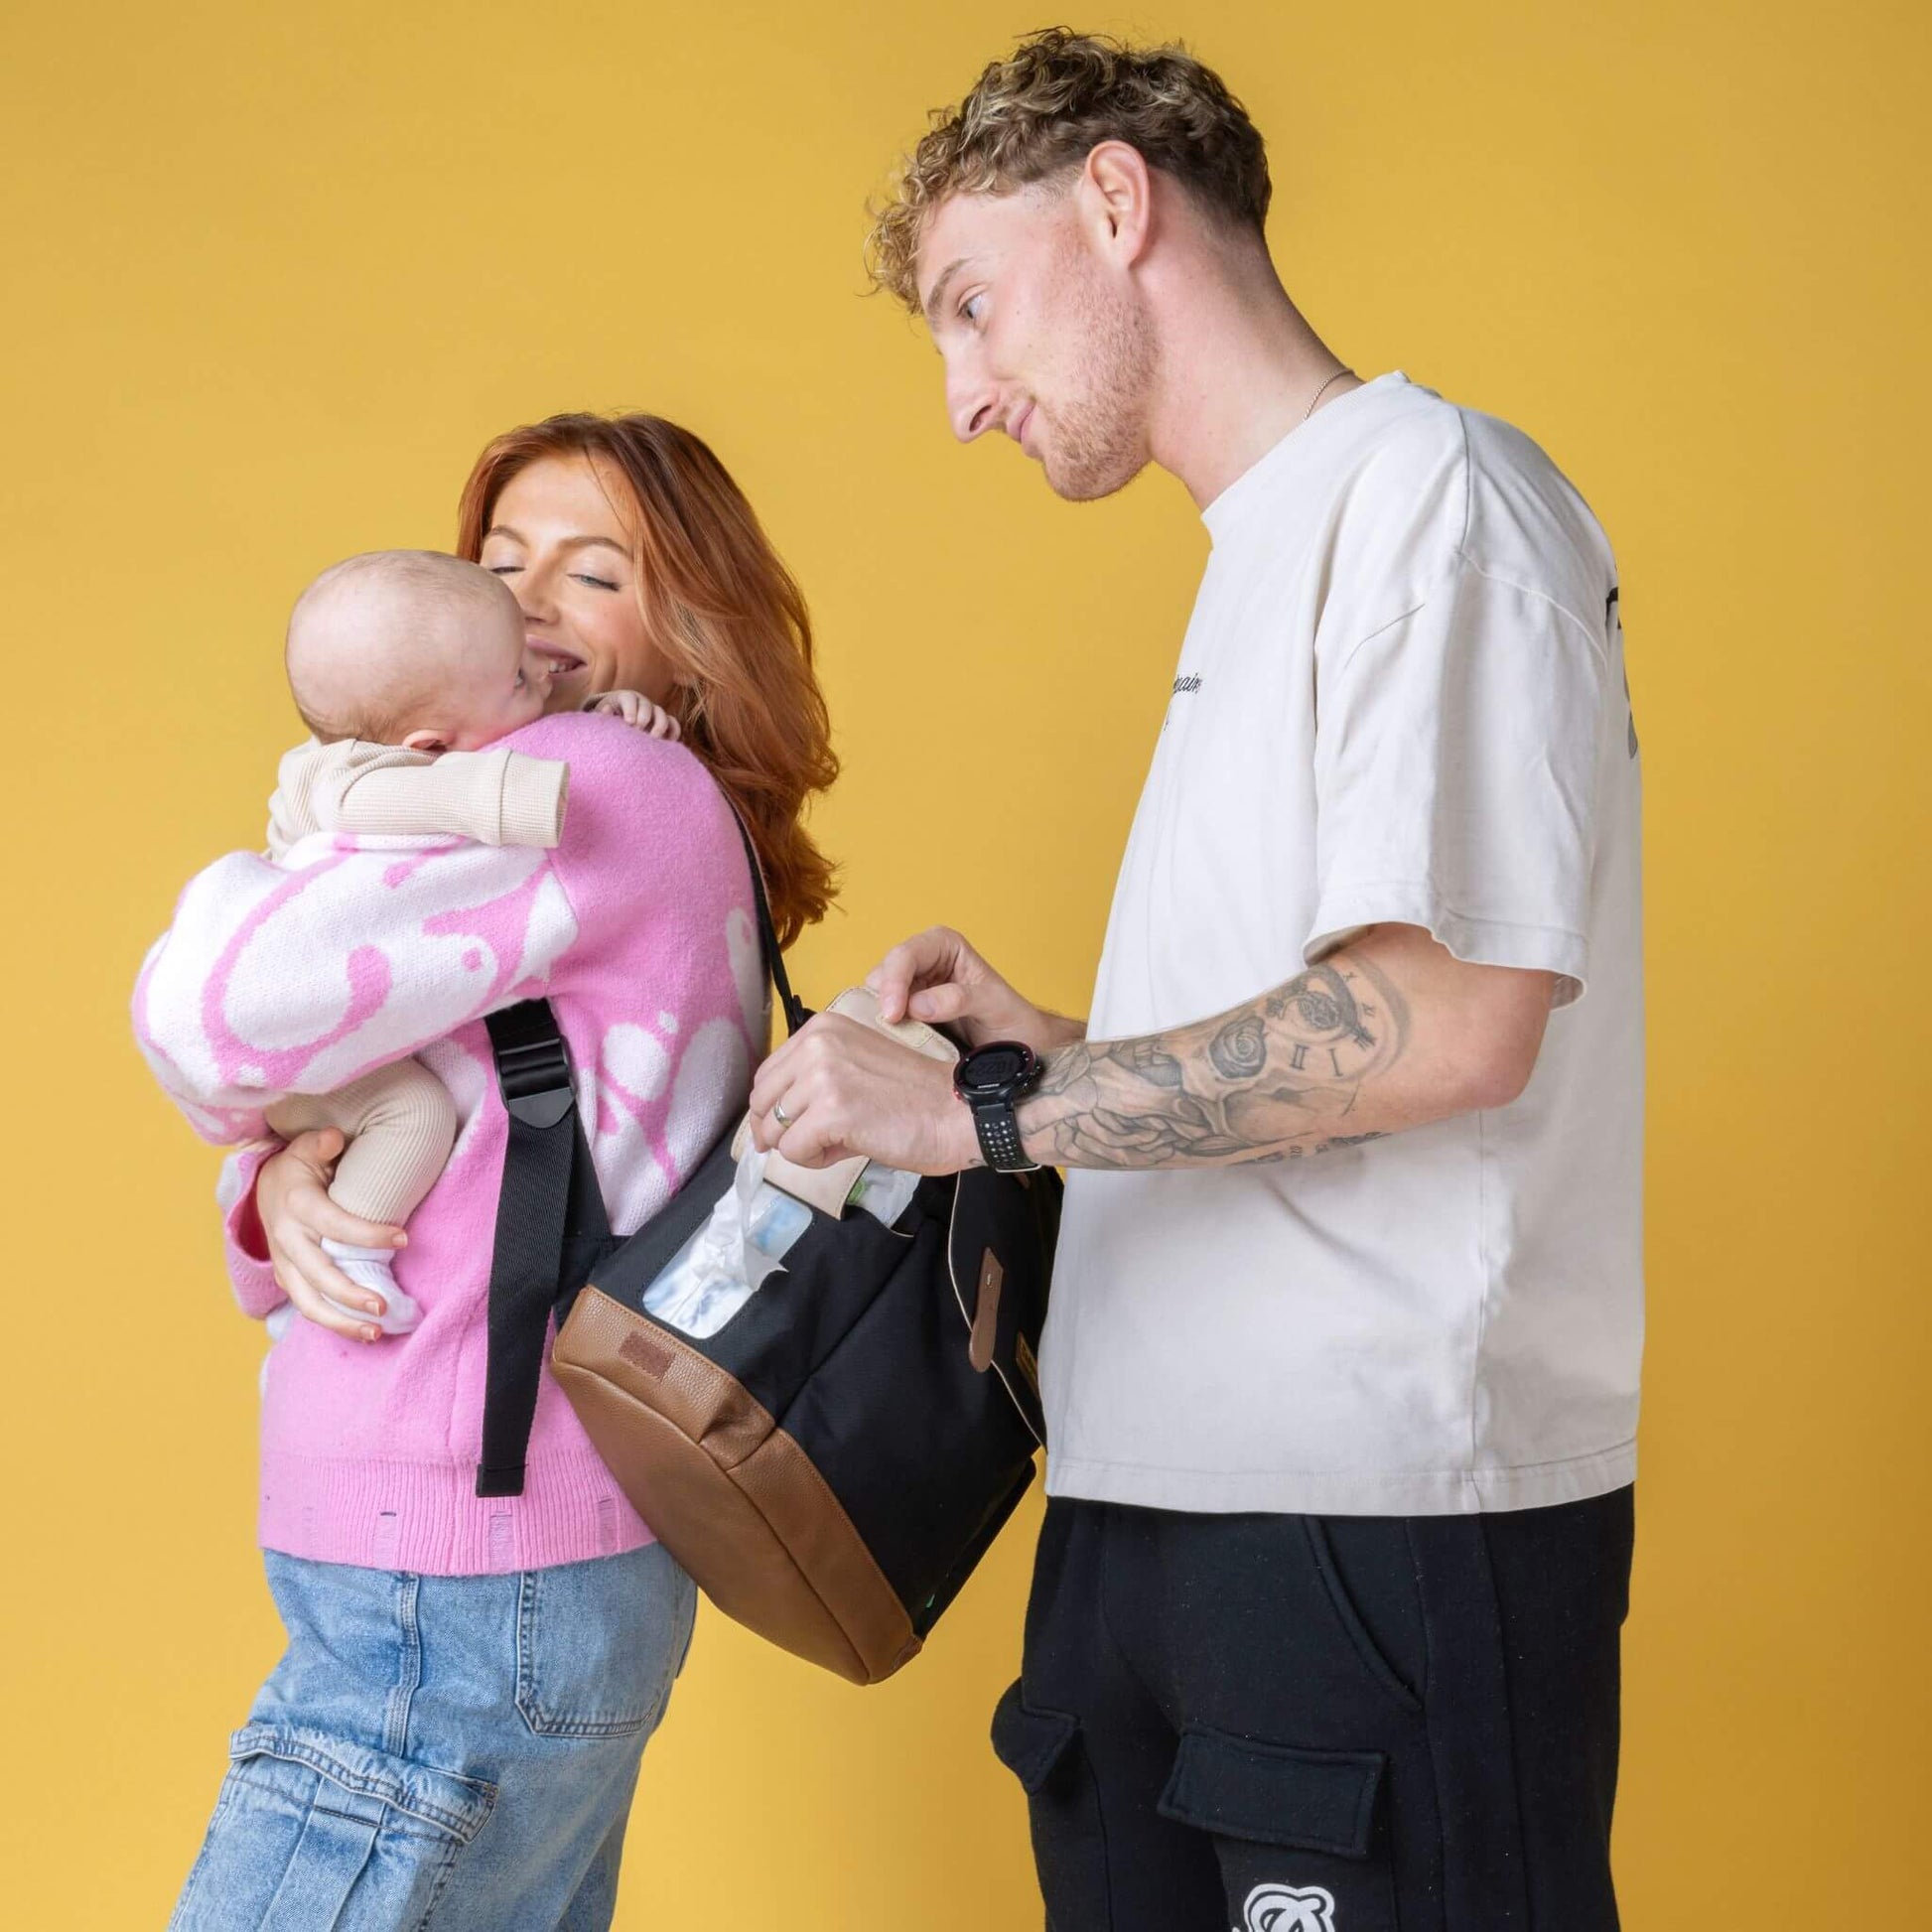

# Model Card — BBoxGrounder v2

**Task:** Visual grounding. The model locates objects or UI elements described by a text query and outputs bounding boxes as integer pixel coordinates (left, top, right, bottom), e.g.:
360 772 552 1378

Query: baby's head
286 550 552 752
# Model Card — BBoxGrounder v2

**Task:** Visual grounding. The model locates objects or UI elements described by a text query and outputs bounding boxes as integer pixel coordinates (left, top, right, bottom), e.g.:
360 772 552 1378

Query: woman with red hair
164 415 837 1929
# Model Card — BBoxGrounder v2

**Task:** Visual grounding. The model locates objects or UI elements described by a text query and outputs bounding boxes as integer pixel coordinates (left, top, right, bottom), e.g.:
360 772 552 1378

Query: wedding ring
772 1101 793 1127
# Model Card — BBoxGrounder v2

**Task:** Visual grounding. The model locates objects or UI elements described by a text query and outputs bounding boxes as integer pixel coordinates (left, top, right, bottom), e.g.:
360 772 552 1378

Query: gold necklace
1304 366 1355 420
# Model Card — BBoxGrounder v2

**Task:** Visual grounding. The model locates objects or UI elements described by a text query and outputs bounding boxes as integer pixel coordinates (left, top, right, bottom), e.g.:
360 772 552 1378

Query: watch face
961 1042 1032 1097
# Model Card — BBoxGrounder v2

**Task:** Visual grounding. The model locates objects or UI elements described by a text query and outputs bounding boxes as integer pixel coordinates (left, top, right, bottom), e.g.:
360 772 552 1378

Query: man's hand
747 1013 981 1174
866 926 1083 1053
586 689 681 740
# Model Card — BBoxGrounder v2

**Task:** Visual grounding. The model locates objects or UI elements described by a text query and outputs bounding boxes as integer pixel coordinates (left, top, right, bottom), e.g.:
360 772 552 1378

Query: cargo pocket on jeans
1158 1725 1398 1932
990 1679 1104 1910
168 1723 496 1932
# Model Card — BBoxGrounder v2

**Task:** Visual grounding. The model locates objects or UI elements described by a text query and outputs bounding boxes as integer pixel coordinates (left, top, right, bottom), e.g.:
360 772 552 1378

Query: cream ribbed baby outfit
259 740 571 1330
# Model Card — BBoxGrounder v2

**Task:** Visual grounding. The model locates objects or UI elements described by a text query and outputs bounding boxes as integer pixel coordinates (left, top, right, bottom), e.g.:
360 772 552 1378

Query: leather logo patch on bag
619 1328 674 1379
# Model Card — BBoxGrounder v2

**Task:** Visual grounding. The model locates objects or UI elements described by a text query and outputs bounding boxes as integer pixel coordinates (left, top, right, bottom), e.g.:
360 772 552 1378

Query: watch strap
970 1095 1038 1173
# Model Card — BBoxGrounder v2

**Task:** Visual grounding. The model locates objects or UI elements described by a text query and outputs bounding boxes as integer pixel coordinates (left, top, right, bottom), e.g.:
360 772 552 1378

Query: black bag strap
731 807 809 1038
475 802 799 1497
475 1001 609 1496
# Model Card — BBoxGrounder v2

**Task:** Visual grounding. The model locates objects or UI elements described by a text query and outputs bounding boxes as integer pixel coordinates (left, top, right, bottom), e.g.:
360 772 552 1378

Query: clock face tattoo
1257 961 1398 1085
1027 946 1413 1172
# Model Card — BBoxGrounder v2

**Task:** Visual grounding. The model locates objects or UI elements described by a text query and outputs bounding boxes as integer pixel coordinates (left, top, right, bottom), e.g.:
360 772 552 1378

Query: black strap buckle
492 1031 576 1129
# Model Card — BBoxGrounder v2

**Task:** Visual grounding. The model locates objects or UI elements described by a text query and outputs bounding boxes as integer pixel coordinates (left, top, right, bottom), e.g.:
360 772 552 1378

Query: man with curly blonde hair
755 31 1642 1929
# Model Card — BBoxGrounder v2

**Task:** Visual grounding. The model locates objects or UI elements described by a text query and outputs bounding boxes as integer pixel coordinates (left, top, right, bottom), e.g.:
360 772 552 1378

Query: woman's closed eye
483 560 616 589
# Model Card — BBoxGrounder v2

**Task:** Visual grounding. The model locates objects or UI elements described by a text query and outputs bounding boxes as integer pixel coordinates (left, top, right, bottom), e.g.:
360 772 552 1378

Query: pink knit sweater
135 714 763 1574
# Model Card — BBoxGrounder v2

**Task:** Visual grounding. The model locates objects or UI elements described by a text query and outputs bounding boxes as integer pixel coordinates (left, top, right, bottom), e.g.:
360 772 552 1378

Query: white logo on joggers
1239 1882 1337 1932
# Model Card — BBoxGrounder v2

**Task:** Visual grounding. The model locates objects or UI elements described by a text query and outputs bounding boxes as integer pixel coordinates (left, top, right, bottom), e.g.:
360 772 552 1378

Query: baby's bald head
286 550 526 745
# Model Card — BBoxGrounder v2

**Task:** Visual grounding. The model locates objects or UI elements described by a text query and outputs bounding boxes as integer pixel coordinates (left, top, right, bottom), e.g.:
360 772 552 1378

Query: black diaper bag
474 818 1060 1684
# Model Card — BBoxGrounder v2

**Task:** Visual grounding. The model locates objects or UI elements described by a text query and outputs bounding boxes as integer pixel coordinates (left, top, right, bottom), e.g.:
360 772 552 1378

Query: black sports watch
953 1039 1043 1173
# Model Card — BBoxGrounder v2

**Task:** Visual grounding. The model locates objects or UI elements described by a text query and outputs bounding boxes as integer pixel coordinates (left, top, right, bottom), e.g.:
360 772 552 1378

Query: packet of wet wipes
642 1147 808 1337
641 1146 924 1337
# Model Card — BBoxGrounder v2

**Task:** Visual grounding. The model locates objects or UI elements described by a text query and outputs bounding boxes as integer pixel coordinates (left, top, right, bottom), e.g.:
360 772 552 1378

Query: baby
258 548 675 1331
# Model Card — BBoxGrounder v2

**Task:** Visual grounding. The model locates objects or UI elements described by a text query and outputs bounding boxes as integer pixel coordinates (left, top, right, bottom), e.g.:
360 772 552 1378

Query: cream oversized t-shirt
1041 372 1643 1517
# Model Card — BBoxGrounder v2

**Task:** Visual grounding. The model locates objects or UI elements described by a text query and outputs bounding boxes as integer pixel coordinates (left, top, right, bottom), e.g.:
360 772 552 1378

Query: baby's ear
401 729 450 756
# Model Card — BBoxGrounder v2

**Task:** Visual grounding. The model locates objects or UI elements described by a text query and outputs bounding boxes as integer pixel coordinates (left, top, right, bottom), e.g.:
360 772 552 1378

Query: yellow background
3 2 1925 1924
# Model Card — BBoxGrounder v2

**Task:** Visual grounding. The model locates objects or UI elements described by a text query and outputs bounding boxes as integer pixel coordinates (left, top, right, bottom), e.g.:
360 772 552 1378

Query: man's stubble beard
1038 269 1158 503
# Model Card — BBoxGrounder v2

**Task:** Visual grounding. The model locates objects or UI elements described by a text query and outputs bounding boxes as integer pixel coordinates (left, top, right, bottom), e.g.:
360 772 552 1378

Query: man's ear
1078 140 1155 264
401 728 451 756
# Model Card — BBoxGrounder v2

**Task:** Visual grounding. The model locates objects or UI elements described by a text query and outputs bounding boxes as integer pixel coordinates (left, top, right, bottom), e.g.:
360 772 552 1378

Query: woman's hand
256 1130 406 1344
866 927 1085 1054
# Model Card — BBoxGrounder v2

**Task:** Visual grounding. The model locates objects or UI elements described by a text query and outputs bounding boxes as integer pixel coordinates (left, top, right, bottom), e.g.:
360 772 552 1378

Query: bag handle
728 805 809 1038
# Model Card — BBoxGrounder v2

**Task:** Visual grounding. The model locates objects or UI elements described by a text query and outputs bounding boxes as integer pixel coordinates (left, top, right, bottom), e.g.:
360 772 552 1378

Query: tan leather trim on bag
736 1430 923 1680
945 1174 1042 1449
553 1287 921 1685
969 1248 1004 1373
565 1286 768 1467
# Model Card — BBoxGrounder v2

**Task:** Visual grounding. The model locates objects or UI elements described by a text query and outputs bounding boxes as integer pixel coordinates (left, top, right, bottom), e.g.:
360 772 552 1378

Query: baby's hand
587 689 681 741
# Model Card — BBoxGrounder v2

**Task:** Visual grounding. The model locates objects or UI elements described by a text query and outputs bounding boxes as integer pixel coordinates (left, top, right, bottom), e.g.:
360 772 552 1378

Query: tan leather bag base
551 1285 922 1687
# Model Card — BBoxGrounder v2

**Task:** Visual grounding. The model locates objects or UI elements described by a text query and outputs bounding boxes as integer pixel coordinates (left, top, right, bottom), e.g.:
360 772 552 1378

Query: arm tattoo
1020 957 1409 1171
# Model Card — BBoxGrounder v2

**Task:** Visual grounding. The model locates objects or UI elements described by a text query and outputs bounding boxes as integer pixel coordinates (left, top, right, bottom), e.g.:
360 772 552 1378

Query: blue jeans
170 1544 697 1930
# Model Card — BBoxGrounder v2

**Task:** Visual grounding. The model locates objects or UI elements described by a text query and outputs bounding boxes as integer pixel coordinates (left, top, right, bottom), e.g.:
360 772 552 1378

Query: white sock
321 1238 423 1334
